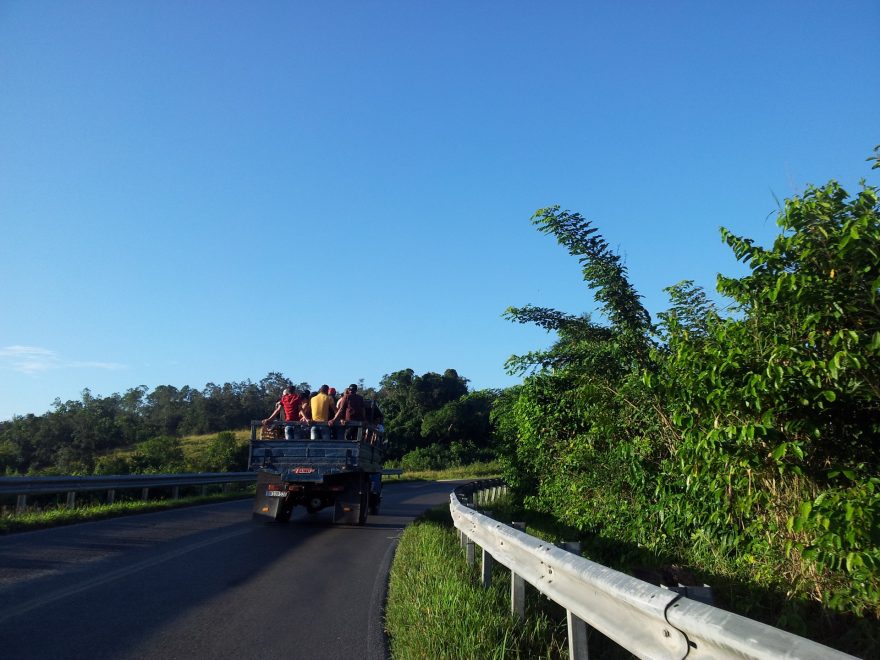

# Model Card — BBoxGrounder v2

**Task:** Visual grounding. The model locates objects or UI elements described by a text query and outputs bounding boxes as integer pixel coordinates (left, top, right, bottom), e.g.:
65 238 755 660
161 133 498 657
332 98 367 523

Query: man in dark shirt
330 384 365 440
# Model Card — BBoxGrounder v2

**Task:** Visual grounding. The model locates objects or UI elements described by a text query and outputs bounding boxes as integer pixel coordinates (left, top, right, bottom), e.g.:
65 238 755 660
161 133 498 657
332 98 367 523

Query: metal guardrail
450 480 858 660
0 468 406 515
0 472 258 513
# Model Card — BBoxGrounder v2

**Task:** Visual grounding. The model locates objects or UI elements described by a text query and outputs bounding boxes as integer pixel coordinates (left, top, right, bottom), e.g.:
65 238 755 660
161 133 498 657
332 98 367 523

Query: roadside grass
385 504 568 659
387 461 502 483
0 488 254 535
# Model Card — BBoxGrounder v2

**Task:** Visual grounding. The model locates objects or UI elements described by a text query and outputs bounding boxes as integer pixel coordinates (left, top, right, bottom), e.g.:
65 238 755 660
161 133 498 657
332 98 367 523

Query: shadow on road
0 479 465 660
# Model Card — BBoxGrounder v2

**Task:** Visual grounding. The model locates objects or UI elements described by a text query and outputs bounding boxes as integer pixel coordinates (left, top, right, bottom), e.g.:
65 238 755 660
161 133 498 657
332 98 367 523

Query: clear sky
1 1 878 422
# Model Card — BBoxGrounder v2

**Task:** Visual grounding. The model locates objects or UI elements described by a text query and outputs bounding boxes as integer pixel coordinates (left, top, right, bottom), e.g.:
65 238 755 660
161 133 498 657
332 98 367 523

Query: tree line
0 369 500 475
489 148 880 625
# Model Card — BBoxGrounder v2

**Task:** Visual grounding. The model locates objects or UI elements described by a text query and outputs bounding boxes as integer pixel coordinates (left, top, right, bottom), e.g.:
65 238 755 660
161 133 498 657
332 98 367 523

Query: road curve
0 480 462 660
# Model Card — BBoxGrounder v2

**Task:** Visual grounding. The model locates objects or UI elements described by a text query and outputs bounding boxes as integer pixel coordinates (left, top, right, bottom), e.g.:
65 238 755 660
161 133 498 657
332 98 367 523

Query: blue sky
1 1 878 422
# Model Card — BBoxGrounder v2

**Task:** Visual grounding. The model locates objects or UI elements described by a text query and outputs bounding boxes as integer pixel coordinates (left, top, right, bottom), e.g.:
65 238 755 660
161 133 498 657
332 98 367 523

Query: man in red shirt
263 386 302 440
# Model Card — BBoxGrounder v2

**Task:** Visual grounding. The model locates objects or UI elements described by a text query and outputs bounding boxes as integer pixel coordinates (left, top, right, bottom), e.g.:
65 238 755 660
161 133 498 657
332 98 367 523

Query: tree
145 385 185 436
377 368 472 457
421 390 496 445
494 149 880 619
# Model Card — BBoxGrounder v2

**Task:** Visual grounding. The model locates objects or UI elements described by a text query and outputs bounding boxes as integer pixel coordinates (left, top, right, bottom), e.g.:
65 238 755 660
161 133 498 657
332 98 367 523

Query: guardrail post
107 489 116 505
66 491 76 508
511 522 526 621
466 538 476 566
560 541 589 659
141 487 149 501
16 494 27 514
172 486 180 499
567 610 589 659
481 548 493 588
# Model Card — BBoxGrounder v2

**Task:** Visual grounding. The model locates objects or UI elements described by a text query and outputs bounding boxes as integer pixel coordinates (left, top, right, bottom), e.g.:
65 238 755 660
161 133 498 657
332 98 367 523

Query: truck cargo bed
249 439 384 481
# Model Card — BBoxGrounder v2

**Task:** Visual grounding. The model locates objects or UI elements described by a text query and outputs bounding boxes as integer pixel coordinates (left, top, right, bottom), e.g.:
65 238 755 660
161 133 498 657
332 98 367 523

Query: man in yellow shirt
310 384 337 439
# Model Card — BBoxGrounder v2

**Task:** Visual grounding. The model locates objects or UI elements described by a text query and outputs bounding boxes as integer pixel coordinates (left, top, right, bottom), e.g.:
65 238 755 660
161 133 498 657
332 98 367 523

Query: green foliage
203 431 249 472
93 454 132 475
376 368 498 460
130 435 185 473
650 168 880 614
421 390 496 444
494 150 880 633
788 475 880 613
386 460 502 482
0 365 499 476
0 372 294 474
400 444 453 472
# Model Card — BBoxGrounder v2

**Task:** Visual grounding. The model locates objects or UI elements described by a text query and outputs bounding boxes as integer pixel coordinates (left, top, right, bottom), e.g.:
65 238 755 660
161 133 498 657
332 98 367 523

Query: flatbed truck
249 419 385 525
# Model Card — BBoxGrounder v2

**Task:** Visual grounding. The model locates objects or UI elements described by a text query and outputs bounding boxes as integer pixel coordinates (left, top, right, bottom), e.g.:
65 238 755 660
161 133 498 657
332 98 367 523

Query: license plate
265 490 286 497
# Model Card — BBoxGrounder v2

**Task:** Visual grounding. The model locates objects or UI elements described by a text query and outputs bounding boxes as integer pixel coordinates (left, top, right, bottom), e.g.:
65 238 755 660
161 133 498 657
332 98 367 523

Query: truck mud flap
333 475 368 525
253 472 292 522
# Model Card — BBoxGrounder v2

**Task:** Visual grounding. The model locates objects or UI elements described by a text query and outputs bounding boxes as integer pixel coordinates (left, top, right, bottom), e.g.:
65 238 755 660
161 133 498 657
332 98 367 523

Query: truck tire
274 498 293 523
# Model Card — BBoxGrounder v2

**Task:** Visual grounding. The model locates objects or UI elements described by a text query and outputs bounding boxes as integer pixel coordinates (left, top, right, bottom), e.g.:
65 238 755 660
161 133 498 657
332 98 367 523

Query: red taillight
266 483 284 491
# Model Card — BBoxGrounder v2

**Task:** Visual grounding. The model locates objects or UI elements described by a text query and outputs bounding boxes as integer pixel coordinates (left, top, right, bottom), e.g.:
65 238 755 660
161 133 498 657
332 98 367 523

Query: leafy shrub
494 148 880 627
93 454 132 475
191 431 248 472
400 444 453 471
130 435 185 473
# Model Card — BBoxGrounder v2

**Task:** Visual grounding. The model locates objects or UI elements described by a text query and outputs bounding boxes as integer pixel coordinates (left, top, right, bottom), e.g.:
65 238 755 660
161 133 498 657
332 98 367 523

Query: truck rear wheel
274 499 293 523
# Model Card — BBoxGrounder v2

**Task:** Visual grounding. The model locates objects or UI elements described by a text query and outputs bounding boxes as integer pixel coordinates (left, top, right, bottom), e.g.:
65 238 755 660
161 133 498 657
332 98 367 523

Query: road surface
0 479 461 659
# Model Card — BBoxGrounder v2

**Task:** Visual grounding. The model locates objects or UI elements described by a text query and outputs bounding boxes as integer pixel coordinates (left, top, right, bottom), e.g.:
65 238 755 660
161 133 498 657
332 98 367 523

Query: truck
249 417 385 525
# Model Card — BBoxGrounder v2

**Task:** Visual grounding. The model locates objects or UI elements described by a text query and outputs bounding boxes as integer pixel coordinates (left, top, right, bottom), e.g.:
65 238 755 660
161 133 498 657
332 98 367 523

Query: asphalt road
0 480 462 660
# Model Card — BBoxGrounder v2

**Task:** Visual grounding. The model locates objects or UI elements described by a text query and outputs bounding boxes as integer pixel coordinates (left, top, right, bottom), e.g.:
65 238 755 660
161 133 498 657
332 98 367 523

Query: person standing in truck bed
329 384 365 440
297 389 312 437
310 384 336 439
262 386 301 440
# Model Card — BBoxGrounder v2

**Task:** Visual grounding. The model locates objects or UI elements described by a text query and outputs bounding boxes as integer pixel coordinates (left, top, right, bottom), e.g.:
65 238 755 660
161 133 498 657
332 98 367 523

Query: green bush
190 431 248 472
130 435 185 473
400 444 452 472
93 454 132 475
494 148 880 630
